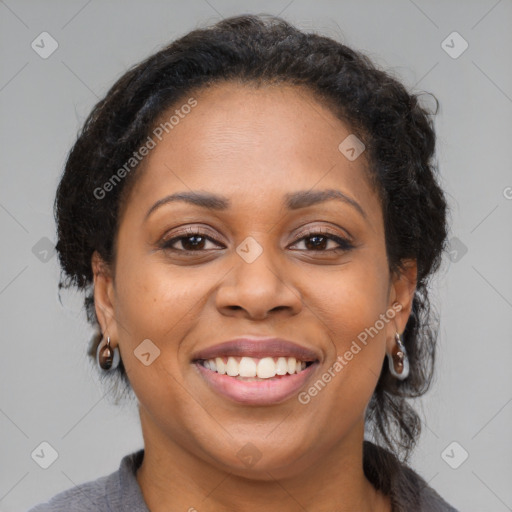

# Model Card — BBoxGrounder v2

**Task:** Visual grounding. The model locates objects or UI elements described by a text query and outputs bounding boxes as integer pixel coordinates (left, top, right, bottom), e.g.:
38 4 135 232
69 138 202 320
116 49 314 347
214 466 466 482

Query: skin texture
92 82 417 512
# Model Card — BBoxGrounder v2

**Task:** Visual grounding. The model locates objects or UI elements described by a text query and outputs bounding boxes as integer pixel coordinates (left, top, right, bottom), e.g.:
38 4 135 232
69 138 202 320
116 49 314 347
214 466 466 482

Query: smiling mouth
196 356 317 381
191 337 321 404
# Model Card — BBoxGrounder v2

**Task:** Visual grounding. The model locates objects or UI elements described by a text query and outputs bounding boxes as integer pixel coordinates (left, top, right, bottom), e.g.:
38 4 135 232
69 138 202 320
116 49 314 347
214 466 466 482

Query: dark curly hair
54 14 448 467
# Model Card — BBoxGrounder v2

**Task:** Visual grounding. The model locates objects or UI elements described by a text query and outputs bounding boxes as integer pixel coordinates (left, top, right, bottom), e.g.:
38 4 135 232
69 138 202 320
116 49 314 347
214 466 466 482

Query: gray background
1 1 511 511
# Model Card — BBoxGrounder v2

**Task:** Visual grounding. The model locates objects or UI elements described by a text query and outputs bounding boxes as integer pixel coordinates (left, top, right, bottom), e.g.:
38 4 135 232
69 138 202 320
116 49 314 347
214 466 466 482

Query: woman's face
93 82 415 479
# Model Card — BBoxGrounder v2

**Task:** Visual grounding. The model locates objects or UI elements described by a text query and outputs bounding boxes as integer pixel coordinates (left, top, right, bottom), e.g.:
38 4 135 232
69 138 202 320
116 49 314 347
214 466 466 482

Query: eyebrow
145 188 367 220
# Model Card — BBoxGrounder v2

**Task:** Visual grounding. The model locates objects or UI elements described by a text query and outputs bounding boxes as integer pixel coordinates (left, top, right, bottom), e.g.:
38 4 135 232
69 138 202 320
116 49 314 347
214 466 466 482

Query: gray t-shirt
27 444 458 511
27 449 149 512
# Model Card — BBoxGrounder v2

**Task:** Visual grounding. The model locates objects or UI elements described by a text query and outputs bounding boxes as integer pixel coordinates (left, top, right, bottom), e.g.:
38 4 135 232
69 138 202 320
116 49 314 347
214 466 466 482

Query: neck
135 408 390 512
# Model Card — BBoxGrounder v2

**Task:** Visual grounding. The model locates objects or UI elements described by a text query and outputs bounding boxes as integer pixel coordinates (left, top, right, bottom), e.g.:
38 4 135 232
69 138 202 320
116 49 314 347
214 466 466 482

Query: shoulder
26 474 111 512
363 441 459 512
27 449 148 512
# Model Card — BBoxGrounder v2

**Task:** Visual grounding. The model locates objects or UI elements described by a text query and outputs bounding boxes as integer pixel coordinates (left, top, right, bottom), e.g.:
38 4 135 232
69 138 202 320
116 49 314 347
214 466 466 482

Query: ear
91 250 119 344
386 259 417 353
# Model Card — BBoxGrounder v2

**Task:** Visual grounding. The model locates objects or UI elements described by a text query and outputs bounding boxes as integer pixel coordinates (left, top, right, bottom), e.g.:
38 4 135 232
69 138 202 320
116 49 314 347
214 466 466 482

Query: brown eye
162 233 220 252
290 231 354 252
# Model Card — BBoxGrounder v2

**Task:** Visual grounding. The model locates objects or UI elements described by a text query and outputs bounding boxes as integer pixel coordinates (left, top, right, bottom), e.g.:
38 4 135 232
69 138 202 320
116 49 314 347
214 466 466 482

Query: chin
205 441 317 481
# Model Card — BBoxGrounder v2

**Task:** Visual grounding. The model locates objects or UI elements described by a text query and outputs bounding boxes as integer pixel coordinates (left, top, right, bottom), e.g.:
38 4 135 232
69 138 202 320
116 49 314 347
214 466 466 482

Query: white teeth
226 357 238 377
276 357 288 375
257 357 276 379
239 357 257 377
215 357 226 375
201 355 311 379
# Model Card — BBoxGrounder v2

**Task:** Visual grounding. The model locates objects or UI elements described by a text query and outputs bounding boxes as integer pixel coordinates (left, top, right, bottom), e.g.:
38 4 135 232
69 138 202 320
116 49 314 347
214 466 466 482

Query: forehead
123 81 380 221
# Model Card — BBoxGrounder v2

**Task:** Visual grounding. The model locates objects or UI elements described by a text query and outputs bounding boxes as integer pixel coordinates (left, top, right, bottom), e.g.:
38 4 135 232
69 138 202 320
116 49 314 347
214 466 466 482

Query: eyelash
160 227 354 254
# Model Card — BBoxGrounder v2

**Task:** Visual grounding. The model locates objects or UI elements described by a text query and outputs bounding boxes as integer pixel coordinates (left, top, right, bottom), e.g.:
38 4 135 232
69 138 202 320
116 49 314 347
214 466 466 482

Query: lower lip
195 362 319 405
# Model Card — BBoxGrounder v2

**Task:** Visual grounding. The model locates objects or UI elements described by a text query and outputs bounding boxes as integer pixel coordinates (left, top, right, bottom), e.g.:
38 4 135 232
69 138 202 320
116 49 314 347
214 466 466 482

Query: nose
215 242 303 320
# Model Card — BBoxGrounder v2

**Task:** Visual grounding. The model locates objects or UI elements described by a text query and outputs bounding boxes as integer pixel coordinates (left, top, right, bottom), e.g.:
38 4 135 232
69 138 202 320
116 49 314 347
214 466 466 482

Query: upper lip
191 337 321 362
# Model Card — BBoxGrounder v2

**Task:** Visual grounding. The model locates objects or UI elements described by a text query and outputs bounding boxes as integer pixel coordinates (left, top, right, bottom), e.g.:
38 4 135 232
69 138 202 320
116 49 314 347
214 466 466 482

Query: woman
29 14 458 512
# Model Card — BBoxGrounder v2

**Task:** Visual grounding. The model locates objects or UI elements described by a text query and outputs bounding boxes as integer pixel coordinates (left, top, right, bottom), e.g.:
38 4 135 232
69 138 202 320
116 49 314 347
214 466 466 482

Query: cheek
113 251 244 408
300 250 390 406
309 254 390 345
112 257 205 409
115 249 205 326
